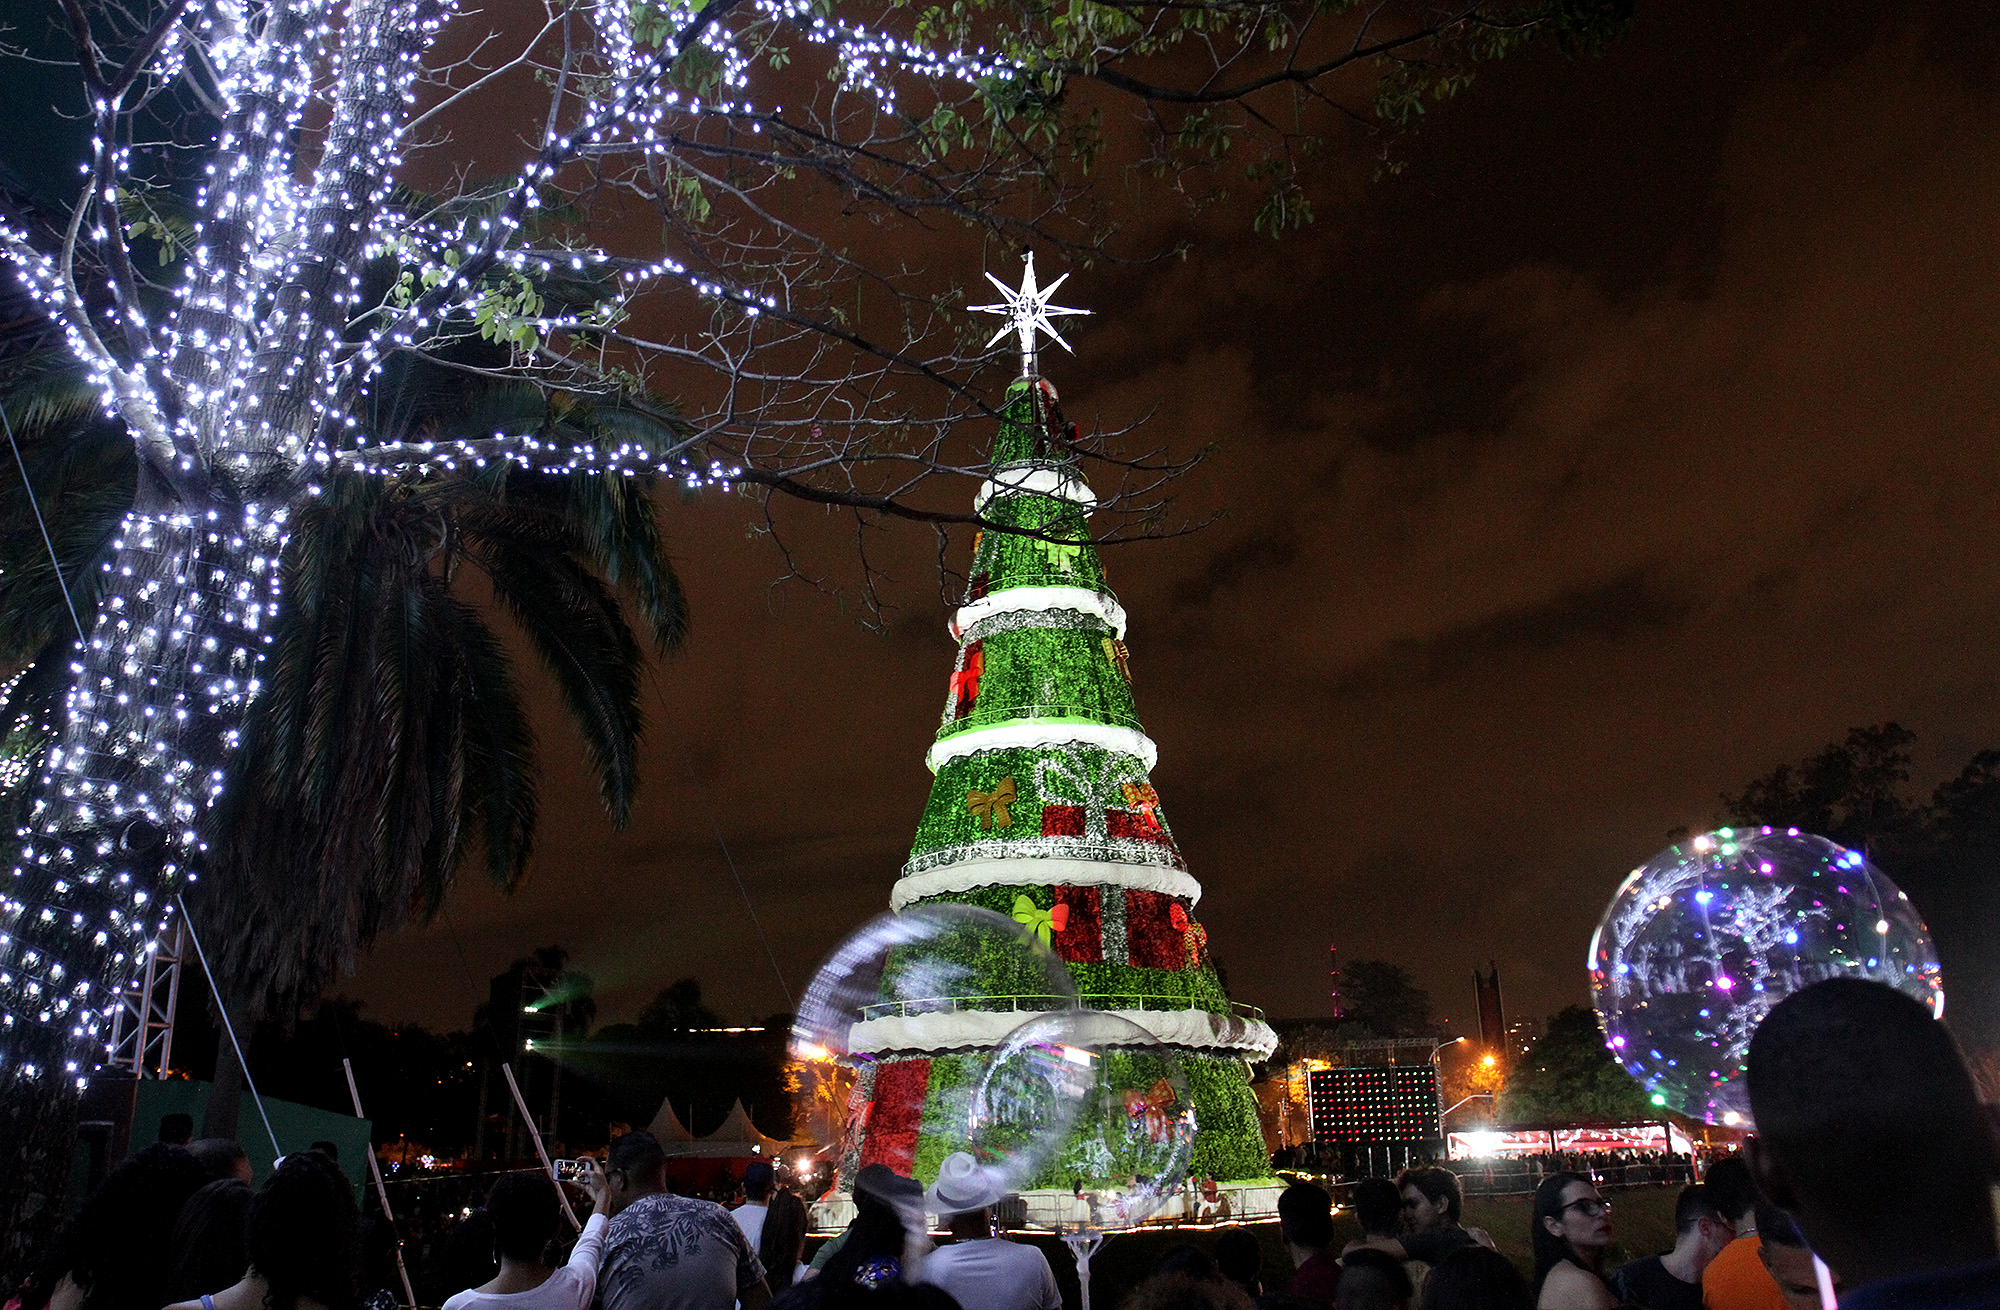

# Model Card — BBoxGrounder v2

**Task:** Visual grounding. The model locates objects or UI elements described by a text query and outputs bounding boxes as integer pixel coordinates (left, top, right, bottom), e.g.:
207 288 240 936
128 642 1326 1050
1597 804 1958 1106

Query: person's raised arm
561 1161 613 1310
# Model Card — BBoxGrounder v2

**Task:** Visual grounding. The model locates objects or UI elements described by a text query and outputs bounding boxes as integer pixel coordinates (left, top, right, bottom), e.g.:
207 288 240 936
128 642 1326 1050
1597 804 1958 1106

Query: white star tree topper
971 253 1091 377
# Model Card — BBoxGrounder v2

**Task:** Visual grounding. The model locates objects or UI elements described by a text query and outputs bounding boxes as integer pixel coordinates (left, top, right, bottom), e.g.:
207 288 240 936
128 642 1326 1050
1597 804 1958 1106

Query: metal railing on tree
855 994 1265 1022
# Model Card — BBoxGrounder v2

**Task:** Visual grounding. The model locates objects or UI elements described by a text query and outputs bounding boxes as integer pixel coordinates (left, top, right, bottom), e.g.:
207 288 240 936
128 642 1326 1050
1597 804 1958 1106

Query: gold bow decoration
1012 893 1070 946
1102 637 1132 682
966 776 1017 829
1033 538 1083 573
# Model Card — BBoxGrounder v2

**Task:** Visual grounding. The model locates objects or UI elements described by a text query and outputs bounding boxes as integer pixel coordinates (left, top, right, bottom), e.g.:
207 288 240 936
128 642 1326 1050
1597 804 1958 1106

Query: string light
0 0 1025 1086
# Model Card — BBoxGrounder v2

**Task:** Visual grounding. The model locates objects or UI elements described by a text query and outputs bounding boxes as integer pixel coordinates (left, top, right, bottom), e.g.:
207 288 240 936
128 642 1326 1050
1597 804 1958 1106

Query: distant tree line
169 956 791 1159
1716 723 2000 1058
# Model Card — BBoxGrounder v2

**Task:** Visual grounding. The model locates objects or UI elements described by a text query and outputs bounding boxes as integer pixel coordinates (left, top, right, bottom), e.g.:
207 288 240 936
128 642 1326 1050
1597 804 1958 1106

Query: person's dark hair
310 1141 340 1163
607 1129 667 1185
358 1215 399 1294
1395 1167 1463 1226
1529 1172 1595 1296
1336 1249 1412 1310
247 1152 362 1310
1703 1157 1756 1225
818 1186 912 1290
1746 978 1993 1260
187 1138 252 1181
1278 1181 1335 1251
769 1275 963 1310
761 1189 810 1294
441 1209 499 1293
1213 1228 1261 1295
743 1161 776 1202
164 1178 255 1303
25 1143 210 1310
1123 1273 1254 1310
1421 1246 1532 1310
1153 1244 1218 1281
160 1114 196 1146
1353 1178 1402 1238
1672 1183 1723 1236
1754 1201 1806 1249
487 1171 561 1264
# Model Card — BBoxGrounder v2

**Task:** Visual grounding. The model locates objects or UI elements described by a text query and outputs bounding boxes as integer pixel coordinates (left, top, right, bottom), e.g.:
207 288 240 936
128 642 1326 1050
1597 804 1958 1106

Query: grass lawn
1463 1186 1680 1282
815 1185 1684 1310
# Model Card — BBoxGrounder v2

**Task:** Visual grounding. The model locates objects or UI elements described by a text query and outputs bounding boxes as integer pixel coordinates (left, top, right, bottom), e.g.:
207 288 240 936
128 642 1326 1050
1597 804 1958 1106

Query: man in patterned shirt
599 1131 771 1310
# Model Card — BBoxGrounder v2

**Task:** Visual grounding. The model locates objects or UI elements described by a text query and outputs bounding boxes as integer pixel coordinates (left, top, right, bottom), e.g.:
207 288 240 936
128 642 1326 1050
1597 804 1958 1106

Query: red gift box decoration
860 1059 931 1175
1041 804 1085 837
1124 890 1187 970
1106 811 1174 846
950 642 984 719
1053 885 1103 964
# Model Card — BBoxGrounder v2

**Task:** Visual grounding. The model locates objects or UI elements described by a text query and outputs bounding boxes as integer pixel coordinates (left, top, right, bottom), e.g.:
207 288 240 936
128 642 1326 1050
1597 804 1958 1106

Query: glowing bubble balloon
791 905 1080 1201
791 904 1078 1065
1590 827 1943 1126
971 1010 1196 1232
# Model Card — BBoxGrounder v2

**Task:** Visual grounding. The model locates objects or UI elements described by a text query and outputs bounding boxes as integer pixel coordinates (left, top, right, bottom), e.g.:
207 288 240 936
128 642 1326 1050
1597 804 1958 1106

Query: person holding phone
442 1161 612 1310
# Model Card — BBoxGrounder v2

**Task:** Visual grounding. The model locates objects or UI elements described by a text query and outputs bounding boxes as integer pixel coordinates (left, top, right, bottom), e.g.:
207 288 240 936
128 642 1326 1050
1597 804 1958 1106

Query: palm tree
0 345 688 1134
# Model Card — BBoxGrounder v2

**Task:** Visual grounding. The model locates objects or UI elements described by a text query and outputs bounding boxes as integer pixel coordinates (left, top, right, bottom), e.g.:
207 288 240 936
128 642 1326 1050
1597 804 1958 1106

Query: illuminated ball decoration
1589 827 1943 1126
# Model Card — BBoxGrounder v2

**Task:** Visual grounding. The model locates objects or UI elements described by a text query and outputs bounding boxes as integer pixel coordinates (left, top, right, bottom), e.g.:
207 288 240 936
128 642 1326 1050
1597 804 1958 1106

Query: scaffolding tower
105 921 184 1078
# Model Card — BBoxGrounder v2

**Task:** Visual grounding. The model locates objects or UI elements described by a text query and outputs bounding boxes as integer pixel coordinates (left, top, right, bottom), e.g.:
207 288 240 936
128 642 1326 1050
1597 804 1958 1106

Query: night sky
348 0 2000 1040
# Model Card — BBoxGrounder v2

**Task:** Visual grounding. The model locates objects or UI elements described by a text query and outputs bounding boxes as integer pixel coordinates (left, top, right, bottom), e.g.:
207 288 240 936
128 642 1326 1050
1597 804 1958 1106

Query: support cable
177 894 283 1161
653 677 792 1009
1 405 86 644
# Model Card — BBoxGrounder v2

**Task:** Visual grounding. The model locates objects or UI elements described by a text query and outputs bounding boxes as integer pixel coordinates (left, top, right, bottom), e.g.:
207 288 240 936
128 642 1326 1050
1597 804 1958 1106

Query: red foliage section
1125 891 1188 970
1041 806 1176 852
1053 885 1103 964
1107 810 1174 849
950 642 984 719
1041 804 1084 837
860 1059 931 1174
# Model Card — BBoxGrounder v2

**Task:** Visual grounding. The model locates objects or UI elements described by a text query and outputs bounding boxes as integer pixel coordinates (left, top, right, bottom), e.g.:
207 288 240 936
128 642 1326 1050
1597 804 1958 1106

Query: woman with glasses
1531 1173 1615 1310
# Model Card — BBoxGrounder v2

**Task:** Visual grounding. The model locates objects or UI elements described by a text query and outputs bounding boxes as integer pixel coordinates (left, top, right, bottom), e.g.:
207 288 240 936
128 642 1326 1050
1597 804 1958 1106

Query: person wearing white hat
916 1154 1062 1310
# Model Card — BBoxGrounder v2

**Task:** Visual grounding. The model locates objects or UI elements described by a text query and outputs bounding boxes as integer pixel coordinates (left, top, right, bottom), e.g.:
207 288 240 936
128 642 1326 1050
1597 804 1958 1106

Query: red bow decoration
1120 782 1161 829
1169 903 1206 965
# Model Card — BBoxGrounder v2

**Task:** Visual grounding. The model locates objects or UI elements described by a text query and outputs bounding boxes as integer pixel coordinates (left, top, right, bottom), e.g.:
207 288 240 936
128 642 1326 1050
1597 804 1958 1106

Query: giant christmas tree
842 259 1277 1193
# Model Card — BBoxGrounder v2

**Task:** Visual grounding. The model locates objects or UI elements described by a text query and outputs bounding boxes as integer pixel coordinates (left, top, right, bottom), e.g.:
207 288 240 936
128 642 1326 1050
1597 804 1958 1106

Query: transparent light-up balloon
791 905 1081 1202
792 905 1079 1065
971 1010 1195 1232
1590 827 1943 1126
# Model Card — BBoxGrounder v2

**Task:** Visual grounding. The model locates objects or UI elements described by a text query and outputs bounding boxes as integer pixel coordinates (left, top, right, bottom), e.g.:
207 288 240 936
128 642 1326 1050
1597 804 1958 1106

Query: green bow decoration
1012 894 1069 947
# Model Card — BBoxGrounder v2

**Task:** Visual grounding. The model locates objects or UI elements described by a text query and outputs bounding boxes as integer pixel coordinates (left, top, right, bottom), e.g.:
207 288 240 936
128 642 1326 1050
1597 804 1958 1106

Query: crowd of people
1451 1155 1697 1197
8 979 1998 1310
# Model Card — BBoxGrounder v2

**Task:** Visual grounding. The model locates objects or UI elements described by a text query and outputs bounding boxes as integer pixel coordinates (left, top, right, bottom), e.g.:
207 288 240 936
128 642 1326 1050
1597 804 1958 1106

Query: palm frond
462 507 646 824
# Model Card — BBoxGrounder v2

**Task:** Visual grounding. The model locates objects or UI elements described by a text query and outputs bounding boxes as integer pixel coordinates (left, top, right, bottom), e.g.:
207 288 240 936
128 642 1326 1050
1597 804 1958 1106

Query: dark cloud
350 2 2000 1052
1169 530 1302 614
1327 569 1694 700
